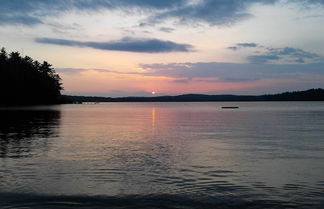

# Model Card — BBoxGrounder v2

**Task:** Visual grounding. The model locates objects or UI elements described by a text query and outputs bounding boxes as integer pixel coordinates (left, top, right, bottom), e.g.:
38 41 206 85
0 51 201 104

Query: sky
1 0 324 96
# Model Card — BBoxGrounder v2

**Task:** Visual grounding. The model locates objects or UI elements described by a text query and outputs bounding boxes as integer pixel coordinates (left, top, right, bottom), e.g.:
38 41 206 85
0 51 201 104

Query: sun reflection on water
152 107 156 128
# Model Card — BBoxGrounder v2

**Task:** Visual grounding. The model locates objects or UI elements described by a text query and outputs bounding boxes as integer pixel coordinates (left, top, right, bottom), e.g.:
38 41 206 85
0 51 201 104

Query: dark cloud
295 0 324 7
227 46 238 51
227 42 259 51
228 43 323 64
35 37 193 53
140 62 324 82
248 47 323 63
248 55 281 63
0 0 184 25
159 27 175 33
237 43 258 47
0 1 152 25
2 0 324 26
146 0 277 26
0 14 43 25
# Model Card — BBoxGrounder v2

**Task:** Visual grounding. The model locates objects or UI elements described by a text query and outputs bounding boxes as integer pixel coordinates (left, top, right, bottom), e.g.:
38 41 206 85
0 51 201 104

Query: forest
0 48 63 105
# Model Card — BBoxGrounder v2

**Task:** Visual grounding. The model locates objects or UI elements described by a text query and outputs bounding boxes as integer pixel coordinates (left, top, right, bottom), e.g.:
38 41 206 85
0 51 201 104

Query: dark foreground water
0 102 323 209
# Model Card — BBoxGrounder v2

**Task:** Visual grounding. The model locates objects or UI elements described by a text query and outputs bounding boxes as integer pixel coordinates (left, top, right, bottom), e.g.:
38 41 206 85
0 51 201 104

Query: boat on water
221 106 239 109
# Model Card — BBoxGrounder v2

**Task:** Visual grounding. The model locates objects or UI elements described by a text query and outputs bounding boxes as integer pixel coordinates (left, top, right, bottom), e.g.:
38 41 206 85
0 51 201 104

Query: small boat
221 106 239 109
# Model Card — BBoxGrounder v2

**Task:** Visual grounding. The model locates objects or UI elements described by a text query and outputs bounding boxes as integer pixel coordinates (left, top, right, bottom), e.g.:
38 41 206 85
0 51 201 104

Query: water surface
1 102 324 208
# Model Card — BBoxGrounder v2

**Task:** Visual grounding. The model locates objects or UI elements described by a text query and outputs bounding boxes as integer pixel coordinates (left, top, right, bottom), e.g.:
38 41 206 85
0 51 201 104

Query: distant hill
63 88 324 103
260 89 324 101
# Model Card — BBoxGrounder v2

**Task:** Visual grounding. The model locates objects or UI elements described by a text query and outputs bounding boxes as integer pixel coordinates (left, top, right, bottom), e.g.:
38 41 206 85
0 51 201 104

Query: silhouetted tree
0 48 63 105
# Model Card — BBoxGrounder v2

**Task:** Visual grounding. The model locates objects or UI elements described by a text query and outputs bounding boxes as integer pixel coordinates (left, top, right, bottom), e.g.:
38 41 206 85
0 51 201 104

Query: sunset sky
1 0 324 96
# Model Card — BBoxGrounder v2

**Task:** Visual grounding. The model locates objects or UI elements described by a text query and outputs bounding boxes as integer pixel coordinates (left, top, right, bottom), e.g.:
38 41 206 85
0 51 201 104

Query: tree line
64 88 324 103
0 48 63 105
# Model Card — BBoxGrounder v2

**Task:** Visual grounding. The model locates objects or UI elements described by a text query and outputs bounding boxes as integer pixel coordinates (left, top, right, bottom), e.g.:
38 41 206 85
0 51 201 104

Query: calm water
0 102 324 209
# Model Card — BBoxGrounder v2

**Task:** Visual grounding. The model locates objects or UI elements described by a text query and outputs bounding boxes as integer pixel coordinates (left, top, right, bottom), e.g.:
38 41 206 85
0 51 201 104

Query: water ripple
2 193 320 209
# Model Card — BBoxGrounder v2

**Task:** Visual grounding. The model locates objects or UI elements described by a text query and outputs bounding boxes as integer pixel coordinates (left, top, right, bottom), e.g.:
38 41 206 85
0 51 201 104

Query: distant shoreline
62 88 324 103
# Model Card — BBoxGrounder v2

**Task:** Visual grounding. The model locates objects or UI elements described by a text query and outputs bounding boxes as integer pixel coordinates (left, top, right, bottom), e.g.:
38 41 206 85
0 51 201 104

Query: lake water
0 102 324 209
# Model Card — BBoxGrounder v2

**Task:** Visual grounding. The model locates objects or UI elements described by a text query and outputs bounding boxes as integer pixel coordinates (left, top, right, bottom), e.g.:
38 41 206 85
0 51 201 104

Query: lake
0 102 324 208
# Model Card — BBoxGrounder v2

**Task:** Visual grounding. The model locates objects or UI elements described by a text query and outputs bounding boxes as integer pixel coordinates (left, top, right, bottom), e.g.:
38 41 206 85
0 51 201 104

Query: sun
151 91 156 95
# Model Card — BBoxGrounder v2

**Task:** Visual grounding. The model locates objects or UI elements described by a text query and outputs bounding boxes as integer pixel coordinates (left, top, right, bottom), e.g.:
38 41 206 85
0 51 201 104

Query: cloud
35 37 193 53
227 42 259 51
237 43 258 48
140 62 324 82
0 0 184 25
228 43 324 64
146 0 277 26
227 46 238 51
295 0 324 8
48 22 83 34
159 27 175 33
248 47 323 64
2 0 324 26
248 55 281 63
0 14 43 25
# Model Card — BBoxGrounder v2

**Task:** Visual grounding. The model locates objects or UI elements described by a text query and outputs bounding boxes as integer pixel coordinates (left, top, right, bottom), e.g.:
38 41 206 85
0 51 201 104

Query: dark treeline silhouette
63 88 324 103
0 48 63 105
260 88 324 101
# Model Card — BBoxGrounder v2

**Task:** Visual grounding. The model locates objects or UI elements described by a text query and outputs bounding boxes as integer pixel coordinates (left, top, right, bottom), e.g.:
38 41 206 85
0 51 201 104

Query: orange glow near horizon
152 107 156 127
60 67 311 96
